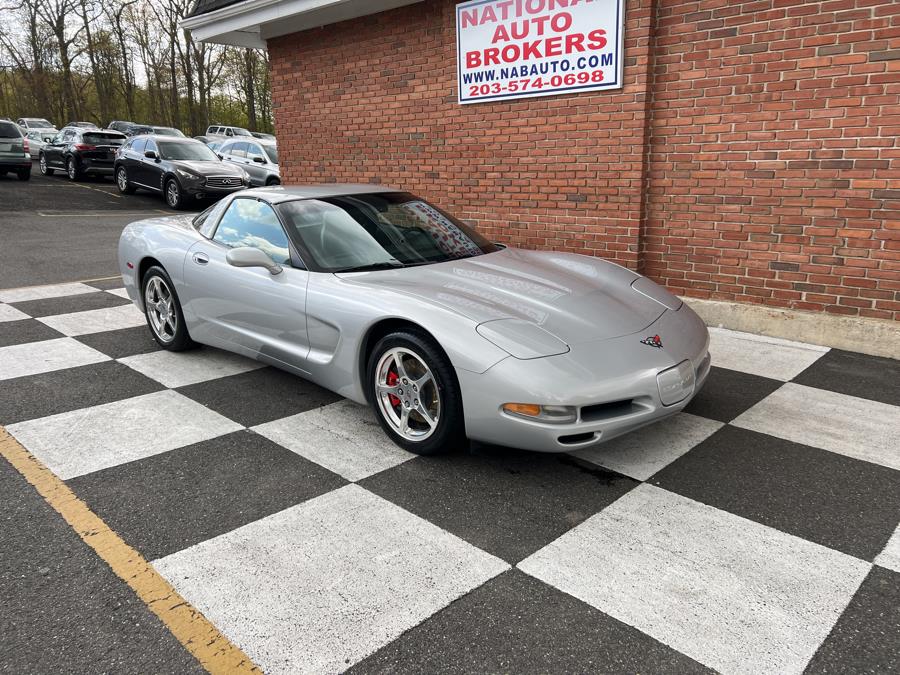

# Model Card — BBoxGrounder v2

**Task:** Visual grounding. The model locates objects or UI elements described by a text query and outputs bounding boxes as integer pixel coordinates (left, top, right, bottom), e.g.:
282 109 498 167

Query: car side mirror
252 156 265 164
144 150 157 160
226 247 283 275
217 154 223 160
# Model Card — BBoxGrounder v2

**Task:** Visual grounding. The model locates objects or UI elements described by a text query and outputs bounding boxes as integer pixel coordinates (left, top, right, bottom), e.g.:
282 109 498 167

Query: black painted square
10 291 130 318
75 325 158 359
652 425 900 560
685 366 782 422
794 348 900 407
0 318 64 348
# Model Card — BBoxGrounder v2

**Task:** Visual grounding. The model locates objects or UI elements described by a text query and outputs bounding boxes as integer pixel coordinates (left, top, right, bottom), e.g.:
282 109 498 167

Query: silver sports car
118 185 710 455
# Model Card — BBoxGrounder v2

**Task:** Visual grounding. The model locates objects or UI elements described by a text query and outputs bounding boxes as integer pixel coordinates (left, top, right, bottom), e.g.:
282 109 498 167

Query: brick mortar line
0 427 260 675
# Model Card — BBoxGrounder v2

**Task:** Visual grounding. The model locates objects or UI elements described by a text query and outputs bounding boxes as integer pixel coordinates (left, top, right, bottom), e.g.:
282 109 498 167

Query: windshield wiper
334 261 404 273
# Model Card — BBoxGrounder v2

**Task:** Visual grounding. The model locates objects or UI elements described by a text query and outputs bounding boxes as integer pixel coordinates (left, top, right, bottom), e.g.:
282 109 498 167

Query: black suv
40 127 126 180
0 120 31 181
114 135 249 209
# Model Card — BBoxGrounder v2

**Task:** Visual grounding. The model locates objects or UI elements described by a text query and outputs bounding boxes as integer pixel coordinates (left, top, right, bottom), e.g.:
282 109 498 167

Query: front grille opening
580 399 639 423
558 432 596 445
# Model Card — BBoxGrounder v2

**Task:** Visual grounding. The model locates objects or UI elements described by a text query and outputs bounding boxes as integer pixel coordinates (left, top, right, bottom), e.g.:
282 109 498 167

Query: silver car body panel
118 186 710 452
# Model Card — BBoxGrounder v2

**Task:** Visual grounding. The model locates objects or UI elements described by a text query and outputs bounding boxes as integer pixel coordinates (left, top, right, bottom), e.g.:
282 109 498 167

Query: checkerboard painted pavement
2 280 899 674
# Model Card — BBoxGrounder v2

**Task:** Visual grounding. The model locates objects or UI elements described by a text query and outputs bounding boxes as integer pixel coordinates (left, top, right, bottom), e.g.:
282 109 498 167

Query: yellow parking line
0 428 260 674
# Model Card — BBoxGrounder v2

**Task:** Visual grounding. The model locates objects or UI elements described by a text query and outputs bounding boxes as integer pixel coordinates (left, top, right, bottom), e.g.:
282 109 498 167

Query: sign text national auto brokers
456 0 624 104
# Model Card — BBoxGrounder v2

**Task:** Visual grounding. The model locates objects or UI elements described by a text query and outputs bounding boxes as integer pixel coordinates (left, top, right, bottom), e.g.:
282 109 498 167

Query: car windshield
83 132 124 146
27 118 54 128
263 145 278 164
232 128 251 137
158 141 217 161
276 192 499 272
154 127 184 137
1 121 23 137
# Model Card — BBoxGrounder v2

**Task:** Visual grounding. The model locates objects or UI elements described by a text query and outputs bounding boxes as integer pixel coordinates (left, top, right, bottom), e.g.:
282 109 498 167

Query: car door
139 138 163 190
243 142 268 185
182 197 311 371
123 137 145 181
45 129 68 167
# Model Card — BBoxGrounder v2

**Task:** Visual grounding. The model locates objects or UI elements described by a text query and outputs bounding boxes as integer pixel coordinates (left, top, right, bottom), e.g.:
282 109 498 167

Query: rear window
83 132 125 146
0 121 22 137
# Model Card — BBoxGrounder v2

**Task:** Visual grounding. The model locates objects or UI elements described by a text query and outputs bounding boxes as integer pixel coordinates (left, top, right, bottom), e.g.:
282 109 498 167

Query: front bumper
457 304 710 452
184 183 246 199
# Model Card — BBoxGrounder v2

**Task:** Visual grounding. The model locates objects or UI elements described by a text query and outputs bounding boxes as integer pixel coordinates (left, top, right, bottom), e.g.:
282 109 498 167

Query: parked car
40 127 126 180
108 120 136 134
114 135 249 209
117 185 711 455
206 124 252 138
65 121 99 129
250 131 276 141
218 139 280 186
17 117 57 132
0 120 31 180
124 125 185 137
23 129 56 158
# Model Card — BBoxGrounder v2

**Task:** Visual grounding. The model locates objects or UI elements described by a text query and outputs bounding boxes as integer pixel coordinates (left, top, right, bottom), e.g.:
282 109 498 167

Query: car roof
240 185 399 203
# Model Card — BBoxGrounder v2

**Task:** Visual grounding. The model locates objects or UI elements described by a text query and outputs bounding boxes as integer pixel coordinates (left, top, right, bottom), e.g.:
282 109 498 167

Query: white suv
205 125 252 138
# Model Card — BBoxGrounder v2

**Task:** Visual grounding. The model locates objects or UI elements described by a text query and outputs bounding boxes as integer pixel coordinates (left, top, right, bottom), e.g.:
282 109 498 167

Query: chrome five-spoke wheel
144 275 177 343
375 347 440 442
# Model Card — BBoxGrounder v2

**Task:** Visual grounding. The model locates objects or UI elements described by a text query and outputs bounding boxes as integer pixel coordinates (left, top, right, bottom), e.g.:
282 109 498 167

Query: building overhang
181 0 424 49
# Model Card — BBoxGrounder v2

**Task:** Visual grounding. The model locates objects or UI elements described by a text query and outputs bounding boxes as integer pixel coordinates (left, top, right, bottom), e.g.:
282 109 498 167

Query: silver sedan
118 186 710 455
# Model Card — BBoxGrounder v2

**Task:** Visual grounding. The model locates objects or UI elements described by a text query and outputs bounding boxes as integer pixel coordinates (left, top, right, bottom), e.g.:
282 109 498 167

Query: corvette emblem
641 334 663 349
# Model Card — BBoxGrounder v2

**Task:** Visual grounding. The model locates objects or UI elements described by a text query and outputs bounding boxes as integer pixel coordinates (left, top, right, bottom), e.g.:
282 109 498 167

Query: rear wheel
16 168 30 181
39 153 53 176
66 156 81 181
367 330 465 455
116 166 136 194
141 266 195 351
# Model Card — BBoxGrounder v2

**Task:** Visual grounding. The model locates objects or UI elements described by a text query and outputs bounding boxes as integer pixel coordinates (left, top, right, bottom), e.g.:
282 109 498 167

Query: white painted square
105 287 131 299
38 303 145 336
733 383 900 471
519 484 869 675
0 337 109 381
253 400 414 481
708 327 828 381
153 484 508 674
0 304 29 323
118 348 263 388
572 413 723 481
874 524 900 574
7 390 242 479
0 282 98 303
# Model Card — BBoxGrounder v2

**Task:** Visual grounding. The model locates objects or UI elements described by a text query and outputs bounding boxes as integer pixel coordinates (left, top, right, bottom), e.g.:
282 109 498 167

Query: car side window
132 138 146 154
195 198 230 238
246 144 265 162
230 142 248 158
144 139 157 155
62 129 75 142
212 199 291 265
225 128 234 136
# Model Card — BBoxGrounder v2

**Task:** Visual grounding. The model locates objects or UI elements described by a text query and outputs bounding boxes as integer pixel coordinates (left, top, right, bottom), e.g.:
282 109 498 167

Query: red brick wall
268 0 900 321
644 0 900 320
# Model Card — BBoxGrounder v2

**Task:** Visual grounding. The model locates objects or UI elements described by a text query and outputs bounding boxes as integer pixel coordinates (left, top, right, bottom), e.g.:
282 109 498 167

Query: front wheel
39 153 54 175
142 266 195 351
367 330 466 455
164 178 187 209
265 176 280 186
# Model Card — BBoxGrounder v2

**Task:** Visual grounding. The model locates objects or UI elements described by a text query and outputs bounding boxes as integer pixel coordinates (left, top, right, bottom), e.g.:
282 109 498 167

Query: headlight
502 403 577 424
175 168 201 181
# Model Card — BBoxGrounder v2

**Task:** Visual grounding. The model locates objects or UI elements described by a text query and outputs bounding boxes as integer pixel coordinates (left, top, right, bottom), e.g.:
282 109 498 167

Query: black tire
141 266 195 351
17 168 30 181
265 176 280 186
116 166 136 194
39 153 54 176
164 177 188 209
66 156 81 181
366 329 466 455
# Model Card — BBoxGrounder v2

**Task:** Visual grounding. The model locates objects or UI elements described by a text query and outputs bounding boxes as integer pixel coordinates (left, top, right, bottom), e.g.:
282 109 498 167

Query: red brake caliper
386 369 400 408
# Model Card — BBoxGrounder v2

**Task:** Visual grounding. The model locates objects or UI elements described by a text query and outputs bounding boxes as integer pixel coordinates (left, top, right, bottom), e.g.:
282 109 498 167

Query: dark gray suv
0 120 31 181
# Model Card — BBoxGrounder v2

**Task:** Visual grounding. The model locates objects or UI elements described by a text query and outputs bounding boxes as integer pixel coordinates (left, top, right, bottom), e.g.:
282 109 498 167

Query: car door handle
192 252 209 265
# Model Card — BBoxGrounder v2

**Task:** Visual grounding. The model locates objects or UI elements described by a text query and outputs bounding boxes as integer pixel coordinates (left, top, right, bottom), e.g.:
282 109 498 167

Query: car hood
342 248 672 345
171 159 244 176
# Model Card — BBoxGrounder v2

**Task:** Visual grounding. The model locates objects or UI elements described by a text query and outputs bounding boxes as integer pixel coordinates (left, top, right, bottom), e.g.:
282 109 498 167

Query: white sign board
456 0 625 104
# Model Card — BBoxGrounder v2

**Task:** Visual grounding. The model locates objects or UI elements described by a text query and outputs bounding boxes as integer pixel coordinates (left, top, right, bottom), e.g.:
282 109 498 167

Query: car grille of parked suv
206 176 241 187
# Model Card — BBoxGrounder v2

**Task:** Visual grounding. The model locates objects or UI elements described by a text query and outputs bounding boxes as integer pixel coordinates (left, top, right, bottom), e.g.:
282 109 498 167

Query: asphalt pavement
0 163 193 288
